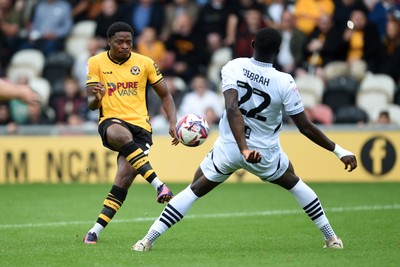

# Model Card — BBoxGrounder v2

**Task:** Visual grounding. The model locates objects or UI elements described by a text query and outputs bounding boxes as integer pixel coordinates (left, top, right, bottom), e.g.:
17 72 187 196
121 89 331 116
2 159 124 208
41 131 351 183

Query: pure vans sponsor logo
107 82 138 96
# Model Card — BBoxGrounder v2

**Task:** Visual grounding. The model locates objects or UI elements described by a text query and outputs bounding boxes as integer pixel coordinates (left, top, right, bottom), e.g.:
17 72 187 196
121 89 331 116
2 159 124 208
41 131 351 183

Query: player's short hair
107 22 134 39
254 27 282 56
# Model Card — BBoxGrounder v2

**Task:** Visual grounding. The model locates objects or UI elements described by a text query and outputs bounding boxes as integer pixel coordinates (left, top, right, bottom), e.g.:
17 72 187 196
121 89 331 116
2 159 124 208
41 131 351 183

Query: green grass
0 182 399 267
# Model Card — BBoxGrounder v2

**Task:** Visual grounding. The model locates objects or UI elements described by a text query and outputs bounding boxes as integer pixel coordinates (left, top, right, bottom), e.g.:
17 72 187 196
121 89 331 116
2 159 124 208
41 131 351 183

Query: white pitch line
0 204 399 229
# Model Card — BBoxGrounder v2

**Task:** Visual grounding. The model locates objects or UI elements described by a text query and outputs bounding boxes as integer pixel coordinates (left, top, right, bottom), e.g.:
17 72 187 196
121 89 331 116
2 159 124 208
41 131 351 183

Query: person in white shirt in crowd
178 74 223 121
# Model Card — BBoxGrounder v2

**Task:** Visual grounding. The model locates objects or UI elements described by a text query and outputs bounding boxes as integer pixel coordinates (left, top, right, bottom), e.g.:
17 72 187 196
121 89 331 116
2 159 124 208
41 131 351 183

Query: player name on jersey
243 68 270 86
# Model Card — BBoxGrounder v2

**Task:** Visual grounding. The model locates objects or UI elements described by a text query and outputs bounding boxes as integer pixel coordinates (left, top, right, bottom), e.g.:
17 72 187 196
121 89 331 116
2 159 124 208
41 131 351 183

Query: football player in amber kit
83 22 178 244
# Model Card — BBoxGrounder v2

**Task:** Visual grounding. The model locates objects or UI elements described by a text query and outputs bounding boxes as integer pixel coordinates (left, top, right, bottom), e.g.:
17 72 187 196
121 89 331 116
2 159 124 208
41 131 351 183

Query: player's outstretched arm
224 89 261 163
290 111 357 172
86 82 105 110
0 79 39 103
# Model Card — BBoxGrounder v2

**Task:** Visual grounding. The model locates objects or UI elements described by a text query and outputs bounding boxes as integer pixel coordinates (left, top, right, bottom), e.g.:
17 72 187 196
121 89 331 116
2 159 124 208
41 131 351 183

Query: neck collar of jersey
251 58 273 68
108 50 131 65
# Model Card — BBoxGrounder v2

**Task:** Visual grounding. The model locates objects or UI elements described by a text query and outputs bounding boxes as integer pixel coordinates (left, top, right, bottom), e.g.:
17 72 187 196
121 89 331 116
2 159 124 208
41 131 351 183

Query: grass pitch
0 182 399 267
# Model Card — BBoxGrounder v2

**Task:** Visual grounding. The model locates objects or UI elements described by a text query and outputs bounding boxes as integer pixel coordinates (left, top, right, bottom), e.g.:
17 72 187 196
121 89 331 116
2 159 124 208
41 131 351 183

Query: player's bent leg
132 185 198 251
114 156 137 188
190 167 221 197
270 162 299 190
271 162 343 249
107 123 173 203
116 146 173 204
132 172 220 252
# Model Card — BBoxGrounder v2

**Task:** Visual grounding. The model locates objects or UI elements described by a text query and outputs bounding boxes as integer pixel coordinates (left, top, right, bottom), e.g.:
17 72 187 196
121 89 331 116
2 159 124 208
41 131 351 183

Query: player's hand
340 155 357 172
169 123 179 146
241 149 262 164
93 82 105 100
18 86 40 103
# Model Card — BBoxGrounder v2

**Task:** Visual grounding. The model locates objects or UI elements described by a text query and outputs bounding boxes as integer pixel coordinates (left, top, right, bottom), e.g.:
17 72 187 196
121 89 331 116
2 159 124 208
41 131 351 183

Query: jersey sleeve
282 74 304 116
147 58 164 87
86 56 100 87
221 61 239 93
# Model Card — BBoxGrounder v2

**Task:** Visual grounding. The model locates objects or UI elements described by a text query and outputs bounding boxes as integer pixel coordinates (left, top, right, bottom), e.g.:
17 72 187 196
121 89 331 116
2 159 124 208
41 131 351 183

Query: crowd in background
1 0 400 134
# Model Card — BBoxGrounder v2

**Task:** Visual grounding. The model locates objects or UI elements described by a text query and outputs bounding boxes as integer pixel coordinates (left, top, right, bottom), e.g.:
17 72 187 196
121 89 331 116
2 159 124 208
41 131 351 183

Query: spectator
264 0 288 29
160 0 199 41
72 37 103 90
276 10 306 76
300 14 346 77
164 12 208 82
233 7 268 58
0 100 17 133
23 96 52 125
69 0 105 23
225 0 263 46
50 77 86 125
194 0 231 46
293 0 335 36
25 0 73 56
380 17 400 82
178 74 223 120
342 7 383 73
376 110 391 124
66 112 84 126
0 0 25 69
94 0 121 49
135 27 168 71
333 0 369 32
368 0 400 40
0 100 11 124
122 0 164 39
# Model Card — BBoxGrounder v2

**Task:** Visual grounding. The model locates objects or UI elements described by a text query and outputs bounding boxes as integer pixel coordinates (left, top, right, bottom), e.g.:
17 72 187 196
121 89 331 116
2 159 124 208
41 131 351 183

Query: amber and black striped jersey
86 51 164 132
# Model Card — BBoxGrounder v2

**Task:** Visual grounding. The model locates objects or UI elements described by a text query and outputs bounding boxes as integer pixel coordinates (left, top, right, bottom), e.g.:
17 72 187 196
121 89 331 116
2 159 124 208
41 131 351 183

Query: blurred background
0 0 399 183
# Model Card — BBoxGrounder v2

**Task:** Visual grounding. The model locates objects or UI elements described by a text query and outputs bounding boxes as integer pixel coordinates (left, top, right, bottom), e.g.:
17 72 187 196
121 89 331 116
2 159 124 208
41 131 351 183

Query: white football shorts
200 137 289 183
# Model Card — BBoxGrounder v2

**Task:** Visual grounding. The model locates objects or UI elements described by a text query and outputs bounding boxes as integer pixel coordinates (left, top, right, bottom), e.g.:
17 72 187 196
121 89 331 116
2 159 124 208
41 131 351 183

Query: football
175 114 209 147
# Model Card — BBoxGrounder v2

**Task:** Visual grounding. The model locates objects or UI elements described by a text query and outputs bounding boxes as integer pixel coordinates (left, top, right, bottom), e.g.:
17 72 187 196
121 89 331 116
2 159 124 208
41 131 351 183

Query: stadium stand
335 105 368 124
295 74 325 108
356 74 397 120
0 0 399 130
42 51 75 86
323 75 359 113
6 49 45 78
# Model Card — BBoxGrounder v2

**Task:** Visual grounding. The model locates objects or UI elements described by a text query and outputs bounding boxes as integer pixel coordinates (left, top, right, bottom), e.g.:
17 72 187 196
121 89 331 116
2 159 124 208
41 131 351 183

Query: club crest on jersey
131 66 140 75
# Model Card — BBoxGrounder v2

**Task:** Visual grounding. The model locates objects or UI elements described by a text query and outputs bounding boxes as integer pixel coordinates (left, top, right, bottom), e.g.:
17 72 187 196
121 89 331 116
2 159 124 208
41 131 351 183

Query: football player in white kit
132 27 357 251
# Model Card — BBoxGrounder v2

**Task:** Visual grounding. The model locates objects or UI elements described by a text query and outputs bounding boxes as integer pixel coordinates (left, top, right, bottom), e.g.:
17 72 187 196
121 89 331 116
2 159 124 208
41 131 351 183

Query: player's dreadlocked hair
107 21 134 39
254 27 282 56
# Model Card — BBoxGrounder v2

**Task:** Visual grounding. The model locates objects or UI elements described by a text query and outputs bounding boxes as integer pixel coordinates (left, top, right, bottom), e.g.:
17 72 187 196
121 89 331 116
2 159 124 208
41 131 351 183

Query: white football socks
144 185 199 241
89 223 104 236
290 179 336 239
151 177 163 190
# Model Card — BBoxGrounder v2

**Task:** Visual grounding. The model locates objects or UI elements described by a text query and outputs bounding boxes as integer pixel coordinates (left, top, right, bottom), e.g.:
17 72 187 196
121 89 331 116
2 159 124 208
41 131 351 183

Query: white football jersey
219 57 304 148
